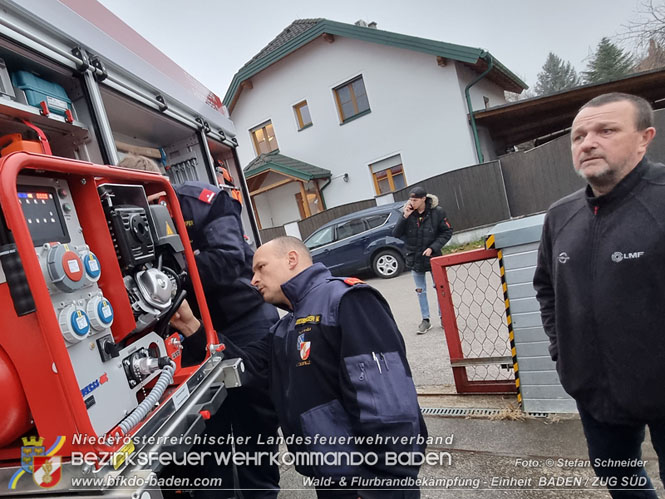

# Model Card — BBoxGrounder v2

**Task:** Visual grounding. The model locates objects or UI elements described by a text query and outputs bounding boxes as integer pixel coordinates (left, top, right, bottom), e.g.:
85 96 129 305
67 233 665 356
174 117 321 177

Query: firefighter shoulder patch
343 277 365 286
198 188 216 204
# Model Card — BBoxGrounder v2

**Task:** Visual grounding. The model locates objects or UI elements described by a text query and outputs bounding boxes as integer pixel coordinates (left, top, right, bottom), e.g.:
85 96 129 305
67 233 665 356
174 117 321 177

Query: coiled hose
118 360 175 435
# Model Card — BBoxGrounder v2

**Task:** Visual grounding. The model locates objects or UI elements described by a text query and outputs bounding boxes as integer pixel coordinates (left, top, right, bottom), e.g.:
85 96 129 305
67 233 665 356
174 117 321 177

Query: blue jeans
578 404 665 498
411 271 439 320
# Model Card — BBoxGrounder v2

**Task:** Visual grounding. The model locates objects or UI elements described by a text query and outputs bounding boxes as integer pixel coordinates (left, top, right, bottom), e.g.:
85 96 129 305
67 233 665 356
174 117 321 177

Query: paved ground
367 268 512 391
370 271 456 389
273 270 663 498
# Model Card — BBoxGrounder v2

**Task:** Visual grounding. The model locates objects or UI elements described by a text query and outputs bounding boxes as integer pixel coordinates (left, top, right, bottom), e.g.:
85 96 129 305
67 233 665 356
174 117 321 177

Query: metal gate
431 249 517 394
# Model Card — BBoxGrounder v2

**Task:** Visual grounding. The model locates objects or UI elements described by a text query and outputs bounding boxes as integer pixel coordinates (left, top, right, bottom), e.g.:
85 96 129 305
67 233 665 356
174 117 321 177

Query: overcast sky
97 0 645 99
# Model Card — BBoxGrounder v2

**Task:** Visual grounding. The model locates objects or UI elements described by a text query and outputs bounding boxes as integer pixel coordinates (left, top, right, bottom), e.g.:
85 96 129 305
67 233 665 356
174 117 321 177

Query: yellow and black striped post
486 234 522 406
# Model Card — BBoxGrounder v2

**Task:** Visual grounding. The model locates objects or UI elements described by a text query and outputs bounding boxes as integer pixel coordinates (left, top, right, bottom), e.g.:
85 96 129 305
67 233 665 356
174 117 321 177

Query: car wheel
372 249 404 279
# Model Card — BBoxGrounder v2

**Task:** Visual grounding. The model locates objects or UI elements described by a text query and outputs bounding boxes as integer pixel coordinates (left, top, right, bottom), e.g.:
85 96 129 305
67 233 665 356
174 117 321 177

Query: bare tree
622 0 665 51
634 38 665 71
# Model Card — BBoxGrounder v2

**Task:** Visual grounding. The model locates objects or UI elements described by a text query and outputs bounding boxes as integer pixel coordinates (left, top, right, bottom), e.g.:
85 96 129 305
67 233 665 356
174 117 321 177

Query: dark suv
303 202 406 279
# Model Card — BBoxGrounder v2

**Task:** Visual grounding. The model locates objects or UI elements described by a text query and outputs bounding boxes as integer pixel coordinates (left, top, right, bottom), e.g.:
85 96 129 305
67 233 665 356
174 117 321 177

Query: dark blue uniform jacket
174 181 264 335
217 263 428 480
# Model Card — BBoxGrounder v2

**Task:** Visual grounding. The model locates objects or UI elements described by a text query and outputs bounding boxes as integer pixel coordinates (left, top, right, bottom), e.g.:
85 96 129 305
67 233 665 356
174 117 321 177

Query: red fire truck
0 1 253 497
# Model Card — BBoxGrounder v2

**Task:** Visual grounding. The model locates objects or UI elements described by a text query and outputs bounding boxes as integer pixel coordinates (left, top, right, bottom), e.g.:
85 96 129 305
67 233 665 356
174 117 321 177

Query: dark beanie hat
409 186 427 198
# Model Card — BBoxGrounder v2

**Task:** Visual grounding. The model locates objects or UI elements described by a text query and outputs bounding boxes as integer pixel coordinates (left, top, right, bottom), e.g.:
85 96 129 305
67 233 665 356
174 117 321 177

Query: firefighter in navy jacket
118 156 282 497
117 157 267 336
173 181 267 336
170 181 281 497
178 236 427 498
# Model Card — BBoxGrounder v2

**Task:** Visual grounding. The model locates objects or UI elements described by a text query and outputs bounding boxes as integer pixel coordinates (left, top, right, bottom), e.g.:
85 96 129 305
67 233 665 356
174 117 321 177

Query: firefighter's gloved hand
169 299 200 337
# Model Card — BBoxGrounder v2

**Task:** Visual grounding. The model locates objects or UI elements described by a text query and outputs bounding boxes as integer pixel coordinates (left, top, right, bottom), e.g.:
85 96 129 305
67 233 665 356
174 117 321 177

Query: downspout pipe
464 51 494 164
318 176 332 210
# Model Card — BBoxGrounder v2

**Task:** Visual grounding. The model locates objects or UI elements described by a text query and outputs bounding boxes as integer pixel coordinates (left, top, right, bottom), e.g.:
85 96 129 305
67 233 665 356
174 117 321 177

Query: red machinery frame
431 248 517 394
0 152 217 461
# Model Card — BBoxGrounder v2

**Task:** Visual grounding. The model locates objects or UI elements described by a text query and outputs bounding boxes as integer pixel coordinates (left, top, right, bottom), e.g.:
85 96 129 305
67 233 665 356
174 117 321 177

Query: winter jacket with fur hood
393 194 453 272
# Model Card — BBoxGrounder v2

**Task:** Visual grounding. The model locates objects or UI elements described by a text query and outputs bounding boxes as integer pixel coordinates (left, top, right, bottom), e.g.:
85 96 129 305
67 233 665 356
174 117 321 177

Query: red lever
216 344 226 352
64 109 74 123
39 101 50 116
199 410 211 420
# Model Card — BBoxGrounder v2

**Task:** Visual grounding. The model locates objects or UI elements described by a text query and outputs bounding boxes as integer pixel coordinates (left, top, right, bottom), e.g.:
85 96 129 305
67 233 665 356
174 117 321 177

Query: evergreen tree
534 52 580 95
583 37 634 83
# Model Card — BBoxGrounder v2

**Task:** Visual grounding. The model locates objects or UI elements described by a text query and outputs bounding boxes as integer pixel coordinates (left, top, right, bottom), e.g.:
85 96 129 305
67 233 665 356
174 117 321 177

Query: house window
370 154 406 195
294 100 312 130
251 121 279 155
334 76 370 123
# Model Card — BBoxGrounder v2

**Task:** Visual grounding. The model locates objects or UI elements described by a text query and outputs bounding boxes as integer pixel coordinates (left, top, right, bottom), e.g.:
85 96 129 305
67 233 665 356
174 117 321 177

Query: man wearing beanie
393 186 453 333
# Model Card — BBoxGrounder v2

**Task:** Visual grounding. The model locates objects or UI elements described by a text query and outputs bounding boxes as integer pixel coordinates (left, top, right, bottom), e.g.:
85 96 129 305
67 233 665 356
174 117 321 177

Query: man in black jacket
393 186 452 333
533 93 665 497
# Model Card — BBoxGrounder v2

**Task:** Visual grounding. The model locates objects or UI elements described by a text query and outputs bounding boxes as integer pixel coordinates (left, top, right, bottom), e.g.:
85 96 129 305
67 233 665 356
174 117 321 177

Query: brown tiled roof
239 19 322 72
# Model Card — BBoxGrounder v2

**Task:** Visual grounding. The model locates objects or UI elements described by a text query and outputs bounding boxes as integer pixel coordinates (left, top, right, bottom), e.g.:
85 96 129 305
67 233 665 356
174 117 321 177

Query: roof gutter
464 51 493 163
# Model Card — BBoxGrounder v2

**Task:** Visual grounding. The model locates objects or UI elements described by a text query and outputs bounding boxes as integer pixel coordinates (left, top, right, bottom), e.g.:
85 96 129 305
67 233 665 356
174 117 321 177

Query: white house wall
454 62 508 161
254 194 273 227
256 180 302 227
454 62 508 111
233 35 509 212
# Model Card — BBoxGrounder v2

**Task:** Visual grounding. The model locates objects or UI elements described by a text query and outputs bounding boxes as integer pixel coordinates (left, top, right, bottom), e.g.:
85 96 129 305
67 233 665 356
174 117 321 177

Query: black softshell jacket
533 159 665 424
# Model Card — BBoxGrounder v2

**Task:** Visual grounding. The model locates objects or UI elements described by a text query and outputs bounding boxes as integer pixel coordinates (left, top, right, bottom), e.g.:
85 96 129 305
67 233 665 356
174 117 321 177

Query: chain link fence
432 249 516 394
447 258 513 382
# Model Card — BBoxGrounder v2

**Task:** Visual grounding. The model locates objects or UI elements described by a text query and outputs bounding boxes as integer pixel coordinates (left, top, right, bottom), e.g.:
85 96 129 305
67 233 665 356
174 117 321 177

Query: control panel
17 176 170 437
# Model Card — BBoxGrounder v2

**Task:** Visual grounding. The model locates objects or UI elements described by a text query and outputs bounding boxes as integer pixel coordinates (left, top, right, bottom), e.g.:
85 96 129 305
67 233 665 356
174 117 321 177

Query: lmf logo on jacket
611 251 645 263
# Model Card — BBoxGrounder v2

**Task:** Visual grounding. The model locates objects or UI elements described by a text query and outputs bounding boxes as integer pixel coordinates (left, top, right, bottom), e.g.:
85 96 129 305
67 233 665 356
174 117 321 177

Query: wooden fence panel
297 199 377 239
